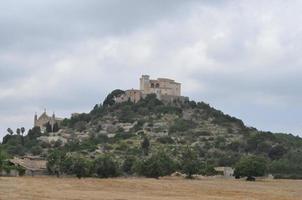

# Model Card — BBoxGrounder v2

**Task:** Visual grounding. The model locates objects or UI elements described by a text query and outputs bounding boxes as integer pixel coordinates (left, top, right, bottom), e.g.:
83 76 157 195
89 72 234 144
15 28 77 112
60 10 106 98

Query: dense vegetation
1 90 302 180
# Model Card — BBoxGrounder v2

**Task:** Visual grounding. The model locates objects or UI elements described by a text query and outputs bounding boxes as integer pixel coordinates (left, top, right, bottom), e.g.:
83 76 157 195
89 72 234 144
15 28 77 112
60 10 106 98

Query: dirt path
0 176 301 200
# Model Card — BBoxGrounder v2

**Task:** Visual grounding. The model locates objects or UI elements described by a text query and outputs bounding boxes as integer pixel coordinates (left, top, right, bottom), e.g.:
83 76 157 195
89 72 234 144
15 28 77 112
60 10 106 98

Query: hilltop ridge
1 89 302 179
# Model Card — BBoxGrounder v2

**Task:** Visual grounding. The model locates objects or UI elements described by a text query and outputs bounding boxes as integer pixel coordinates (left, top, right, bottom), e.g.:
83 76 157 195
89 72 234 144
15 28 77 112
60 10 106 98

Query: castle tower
140 75 150 94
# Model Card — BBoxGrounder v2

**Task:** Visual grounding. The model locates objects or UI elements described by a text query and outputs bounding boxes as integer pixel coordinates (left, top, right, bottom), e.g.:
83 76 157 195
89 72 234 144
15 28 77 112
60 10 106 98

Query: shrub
201 165 219 176
269 150 302 177
103 89 125 107
72 157 92 179
141 137 150 156
180 147 201 178
0 149 8 171
114 133 135 140
122 156 137 175
74 121 87 132
17 166 26 176
169 119 197 133
47 150 66 177
94 154 119 178
234 155 268 181
31 146 43 155
268 145 286 160
134 150 177 178
156 136 174 144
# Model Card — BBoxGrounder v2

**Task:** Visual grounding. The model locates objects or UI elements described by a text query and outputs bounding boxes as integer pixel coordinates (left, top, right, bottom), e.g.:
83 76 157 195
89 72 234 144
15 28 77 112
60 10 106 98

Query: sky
0 0 301 139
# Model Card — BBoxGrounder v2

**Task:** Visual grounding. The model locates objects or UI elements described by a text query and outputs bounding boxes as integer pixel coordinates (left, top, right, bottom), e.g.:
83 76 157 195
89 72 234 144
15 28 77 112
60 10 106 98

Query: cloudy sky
0 0 301 139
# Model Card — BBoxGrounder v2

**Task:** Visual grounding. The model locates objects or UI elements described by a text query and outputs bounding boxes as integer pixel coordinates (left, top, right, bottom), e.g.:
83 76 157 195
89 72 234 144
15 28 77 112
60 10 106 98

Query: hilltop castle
115 75 188 104
34 110 63 133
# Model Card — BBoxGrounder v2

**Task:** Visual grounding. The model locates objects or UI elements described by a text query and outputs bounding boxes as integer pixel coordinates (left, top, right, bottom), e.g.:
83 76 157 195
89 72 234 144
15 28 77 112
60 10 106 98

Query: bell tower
140 75 150 94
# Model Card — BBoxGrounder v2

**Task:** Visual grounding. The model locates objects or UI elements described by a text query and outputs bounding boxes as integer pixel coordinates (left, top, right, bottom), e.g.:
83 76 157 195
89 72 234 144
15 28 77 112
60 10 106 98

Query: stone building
115 75 188 104
8 156 47 176
115 89 142 103
214 167 234 178
34 110 63 133
140 75 181 97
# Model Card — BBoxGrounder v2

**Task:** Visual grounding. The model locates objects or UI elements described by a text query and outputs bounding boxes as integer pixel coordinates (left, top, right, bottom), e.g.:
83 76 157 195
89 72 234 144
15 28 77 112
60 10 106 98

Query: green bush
201 165 220 176
72 157 92 179
180 147 201 178
17 166 26 176
268 145 287 160
122 156 137 175
156 136 174 144
47 150 66 177
103 89 125 107
134 150 177 178
114 133 135 140
31 146 43 155
234 155 268 180
169 119 197 133
93 154 119 178
269 150 302 177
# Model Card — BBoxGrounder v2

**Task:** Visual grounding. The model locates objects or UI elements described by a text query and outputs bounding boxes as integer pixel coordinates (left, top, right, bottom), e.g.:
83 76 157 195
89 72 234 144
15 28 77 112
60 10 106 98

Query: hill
1 90 302 179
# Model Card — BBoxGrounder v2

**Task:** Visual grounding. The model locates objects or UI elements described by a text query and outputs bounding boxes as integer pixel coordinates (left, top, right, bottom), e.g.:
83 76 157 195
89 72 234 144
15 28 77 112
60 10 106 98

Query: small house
9 156 47 176
214 167 234 178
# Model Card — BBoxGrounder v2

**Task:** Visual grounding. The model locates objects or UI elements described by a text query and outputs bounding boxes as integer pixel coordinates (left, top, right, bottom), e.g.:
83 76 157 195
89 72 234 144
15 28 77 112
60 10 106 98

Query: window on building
156 83 160 88
151 83 155 88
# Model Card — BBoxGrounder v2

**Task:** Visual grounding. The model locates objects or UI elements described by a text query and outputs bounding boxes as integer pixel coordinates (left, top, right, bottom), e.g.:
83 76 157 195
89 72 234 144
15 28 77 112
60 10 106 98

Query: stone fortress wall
140 75 181 97
115 75 188 104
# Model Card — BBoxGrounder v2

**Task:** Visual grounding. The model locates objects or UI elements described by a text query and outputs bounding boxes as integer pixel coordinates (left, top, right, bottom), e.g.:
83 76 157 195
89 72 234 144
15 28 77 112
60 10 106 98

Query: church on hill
34 110 63 133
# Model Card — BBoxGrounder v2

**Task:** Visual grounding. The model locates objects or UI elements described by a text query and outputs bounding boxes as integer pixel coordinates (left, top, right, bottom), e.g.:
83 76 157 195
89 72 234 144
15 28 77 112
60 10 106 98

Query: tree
27 127 42 140
103 89 125 107
47 150 66 177
134 150 177 178
269 150 302 178
7 128 14 135
20 127 25 136
181 147 201 178
234 155 268 181
31 146 43 155
141 137 150 156
94 154 119 178
45 122 52 133
169 119 196 133
16 128 21 135
268 145 286 160
53 123 59 132
20 127 26 146
72 157 91 179
0 149 8 171
122 156 136 175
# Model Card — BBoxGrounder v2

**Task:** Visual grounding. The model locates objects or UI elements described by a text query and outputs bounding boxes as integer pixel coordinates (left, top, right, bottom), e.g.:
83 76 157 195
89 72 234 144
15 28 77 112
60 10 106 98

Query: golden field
0 176 301 200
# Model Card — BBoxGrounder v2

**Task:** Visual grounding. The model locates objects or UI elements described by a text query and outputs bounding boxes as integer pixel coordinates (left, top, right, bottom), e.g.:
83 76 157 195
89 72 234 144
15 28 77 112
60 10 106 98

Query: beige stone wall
34 112 62 131
35 113 52 128
125 89 142 103
140 75 181 97
115 75 184 104
115 89 143 103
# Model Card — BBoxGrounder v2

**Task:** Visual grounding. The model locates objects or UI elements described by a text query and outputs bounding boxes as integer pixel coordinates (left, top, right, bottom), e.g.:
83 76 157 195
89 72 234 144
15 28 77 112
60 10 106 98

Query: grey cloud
0 0 302 139
0 0 204 52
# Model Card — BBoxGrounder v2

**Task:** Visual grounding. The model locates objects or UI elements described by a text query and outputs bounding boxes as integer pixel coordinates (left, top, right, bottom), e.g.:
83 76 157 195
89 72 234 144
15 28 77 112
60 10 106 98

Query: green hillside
1 90 302 179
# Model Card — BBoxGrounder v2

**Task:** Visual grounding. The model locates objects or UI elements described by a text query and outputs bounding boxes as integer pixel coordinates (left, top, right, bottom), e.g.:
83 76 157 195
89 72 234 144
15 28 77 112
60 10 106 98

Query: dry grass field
0 176 301 200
